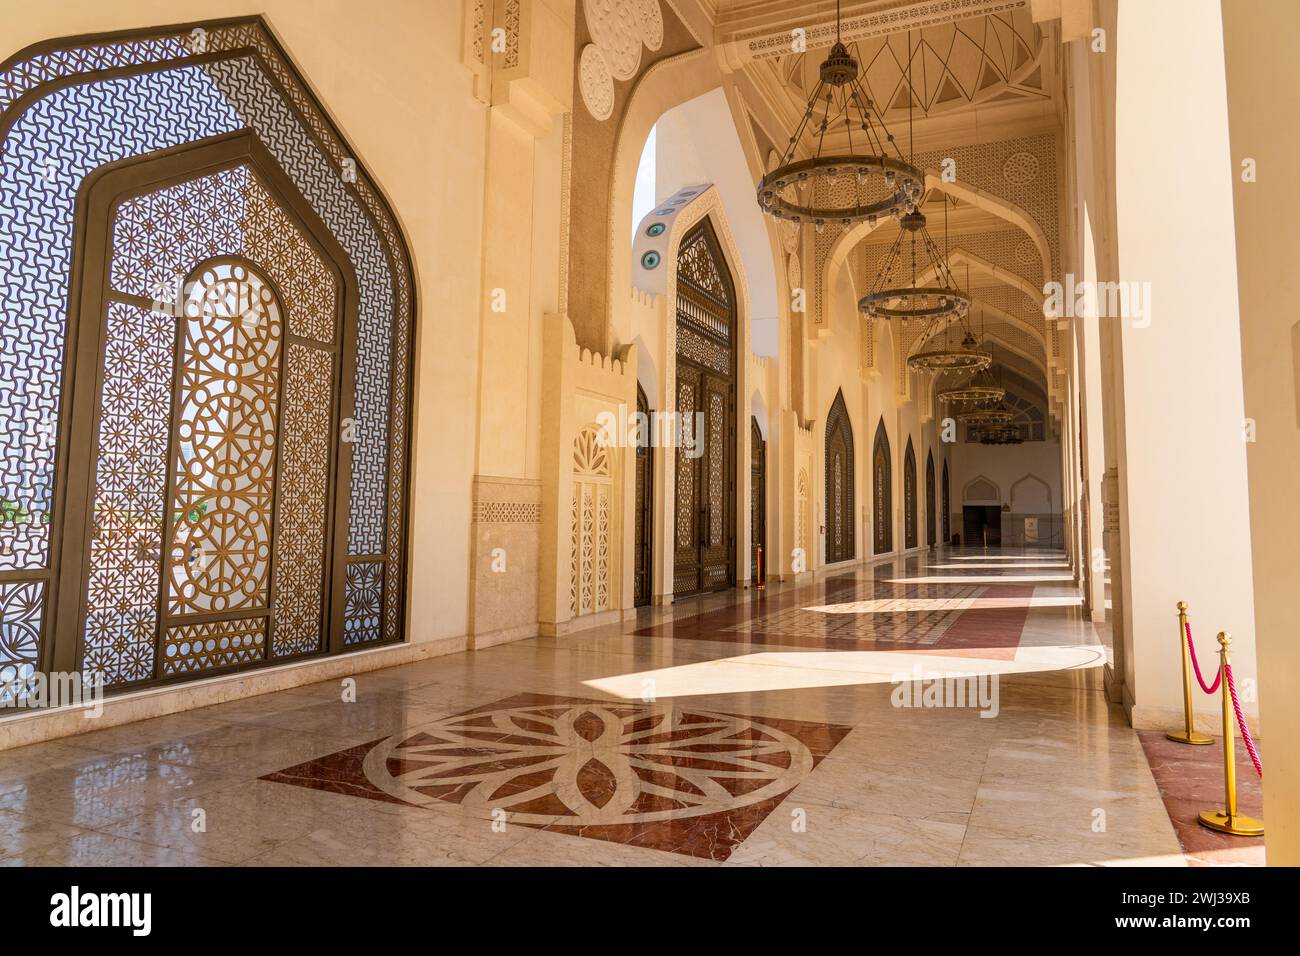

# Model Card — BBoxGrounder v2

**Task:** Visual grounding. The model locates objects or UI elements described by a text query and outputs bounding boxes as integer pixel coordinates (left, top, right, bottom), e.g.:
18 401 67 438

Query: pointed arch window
926 451 936 547
904 439 918 549
872 420 892 554
942 460 951 543
824 391 854 564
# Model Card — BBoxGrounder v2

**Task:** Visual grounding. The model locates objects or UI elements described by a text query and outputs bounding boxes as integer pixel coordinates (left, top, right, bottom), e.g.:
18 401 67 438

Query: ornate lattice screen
571 426 613 618
0 18 414 696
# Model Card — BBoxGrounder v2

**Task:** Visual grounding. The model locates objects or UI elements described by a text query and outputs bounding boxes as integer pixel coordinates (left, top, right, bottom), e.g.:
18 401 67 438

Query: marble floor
0 547 1238 866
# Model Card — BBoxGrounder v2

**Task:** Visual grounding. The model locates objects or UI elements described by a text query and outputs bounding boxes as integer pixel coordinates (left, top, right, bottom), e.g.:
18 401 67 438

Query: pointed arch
750 417 766 581
821 169 1054 342
926 450 937 547
634 383 654 607
673 214 737 596
904 437 918 549
942 459 951 542
824 389 855 563
872 418 893 554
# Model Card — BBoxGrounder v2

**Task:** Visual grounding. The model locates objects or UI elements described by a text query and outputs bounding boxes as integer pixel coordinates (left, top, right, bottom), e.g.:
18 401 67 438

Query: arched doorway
926 451 936 547
750 418 766 582
942 460 951 543
634 384 653 607
0 19 414 692
904 438 918 549
673 218 735 596
873 419 893 554
824 390 855 564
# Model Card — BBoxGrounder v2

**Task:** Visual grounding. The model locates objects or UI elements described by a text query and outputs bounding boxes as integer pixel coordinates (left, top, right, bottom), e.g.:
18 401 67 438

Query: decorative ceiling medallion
780 217 800 253
579 43 614 120
1002 150 1040 186
1013 236 1039 266
585 0 644 81
634 0 664 51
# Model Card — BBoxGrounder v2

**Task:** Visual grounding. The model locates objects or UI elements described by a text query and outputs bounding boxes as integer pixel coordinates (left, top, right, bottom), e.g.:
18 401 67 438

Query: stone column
1103 0 1257 730
465 0 574 647
1222 0 1300 865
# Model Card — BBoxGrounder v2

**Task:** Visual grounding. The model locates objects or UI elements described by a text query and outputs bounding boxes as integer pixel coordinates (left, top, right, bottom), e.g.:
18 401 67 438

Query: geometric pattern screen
0 19 413 693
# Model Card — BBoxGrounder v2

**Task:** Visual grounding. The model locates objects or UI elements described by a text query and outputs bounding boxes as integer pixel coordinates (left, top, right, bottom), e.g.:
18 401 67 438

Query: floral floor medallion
263 692 852 860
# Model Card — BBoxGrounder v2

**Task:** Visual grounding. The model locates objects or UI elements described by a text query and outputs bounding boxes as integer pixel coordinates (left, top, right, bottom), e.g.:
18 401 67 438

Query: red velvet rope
1185 621 1262 778
1225 663 1264 779
1184 621 1221 694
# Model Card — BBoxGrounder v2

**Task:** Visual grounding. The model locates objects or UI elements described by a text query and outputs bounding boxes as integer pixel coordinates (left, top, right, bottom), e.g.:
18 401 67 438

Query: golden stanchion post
1197 632 1264 837
756 545 765 590
1167 601 1213 745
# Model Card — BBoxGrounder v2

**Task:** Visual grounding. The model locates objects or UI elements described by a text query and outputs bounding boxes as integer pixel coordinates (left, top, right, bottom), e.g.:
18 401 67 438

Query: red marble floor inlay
915 585 1033 660
1138 730 1265 866
637 568 1034 660
262 692 852 861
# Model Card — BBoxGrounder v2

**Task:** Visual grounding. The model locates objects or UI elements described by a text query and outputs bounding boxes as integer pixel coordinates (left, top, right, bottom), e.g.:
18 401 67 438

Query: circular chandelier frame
757 155 924 228
937 384 1006 406
908 346 991 373
958 406 1015 425
863 284 971 322
860 201 971 322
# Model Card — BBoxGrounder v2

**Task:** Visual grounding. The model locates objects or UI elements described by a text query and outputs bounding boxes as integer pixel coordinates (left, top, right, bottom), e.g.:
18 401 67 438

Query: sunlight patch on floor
583 644 1106 700
945 554 1065 561
926 562 1069 570
886 574 1075 585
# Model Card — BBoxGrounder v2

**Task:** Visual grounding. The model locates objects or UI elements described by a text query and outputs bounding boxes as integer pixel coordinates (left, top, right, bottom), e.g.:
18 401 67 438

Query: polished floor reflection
0 548 1247 866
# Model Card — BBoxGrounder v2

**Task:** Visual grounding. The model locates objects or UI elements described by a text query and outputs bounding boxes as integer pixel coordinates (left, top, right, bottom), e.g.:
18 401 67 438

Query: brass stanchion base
1166 729 1214 745
1197 810 1264 837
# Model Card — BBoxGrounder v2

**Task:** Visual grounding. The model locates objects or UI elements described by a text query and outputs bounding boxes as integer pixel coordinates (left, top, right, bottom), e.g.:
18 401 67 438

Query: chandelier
958 404 1015 426
860 206 972 322
975 423 1024 445
937 333 1005 406
937 361 1005 406
909 331 990 372
755 2 923 230
858 37 969 325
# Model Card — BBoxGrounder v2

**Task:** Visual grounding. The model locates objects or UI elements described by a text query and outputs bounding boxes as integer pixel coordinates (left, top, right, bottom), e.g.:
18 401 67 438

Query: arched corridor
0 0 1296 898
